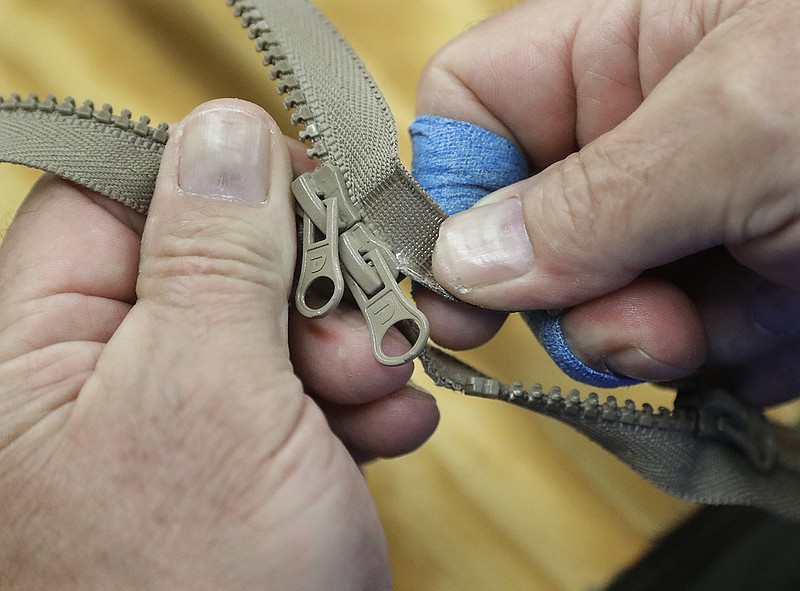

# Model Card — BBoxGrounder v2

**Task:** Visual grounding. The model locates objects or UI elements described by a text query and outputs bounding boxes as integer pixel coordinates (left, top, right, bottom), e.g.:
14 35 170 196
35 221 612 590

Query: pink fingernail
433 198 533 292
179 107 273 205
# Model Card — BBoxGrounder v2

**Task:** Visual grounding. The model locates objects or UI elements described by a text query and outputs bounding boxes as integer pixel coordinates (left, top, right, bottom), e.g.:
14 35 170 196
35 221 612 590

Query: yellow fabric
0 1 707 589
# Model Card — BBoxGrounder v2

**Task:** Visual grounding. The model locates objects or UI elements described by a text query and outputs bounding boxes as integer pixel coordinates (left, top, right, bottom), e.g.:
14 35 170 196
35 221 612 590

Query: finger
416 0 706 169
286 136 318 176
673 252 787 367
321 385 440 460
560 277 706 381
135 98 295 344
85 99 303 439
413 287 507 350
432 5 800 310
748 282 800 339
0 175 142 362
288 306 414 406
727 342 800 407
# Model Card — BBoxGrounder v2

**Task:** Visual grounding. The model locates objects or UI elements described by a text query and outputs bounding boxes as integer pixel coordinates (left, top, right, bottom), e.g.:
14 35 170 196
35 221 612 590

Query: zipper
0 0 797 519
0 93 169 152
0 93 168 213
0 93 169 151
420 346 779 474
228 0 429 366
463 377 778 471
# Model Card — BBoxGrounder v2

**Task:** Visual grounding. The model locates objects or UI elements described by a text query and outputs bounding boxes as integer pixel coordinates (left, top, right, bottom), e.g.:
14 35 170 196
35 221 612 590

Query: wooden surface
0 1 704 589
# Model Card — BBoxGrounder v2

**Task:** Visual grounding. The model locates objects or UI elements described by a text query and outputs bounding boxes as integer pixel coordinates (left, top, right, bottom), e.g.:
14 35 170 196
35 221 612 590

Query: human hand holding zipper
0 99 438 589
413 0 800 406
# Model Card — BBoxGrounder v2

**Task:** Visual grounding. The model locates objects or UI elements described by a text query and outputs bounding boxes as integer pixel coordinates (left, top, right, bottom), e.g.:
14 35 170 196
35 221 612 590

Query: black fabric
606 506 800 591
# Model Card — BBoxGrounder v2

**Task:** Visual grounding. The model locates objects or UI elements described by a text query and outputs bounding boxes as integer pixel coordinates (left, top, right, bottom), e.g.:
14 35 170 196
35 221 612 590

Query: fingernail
179 106 273 204
604 348 689 382
748 283 800 336
433 198 533 291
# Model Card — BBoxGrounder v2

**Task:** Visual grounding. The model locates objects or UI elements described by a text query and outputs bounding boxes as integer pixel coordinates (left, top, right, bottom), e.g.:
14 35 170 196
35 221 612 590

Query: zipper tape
0 0 798 520
0 95 165 213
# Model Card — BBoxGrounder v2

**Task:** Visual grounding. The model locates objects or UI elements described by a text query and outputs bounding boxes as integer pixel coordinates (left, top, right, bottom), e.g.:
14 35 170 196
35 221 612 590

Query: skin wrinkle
0 351 91 452
421 62 518 149
542 10 582 165
572 0 643 145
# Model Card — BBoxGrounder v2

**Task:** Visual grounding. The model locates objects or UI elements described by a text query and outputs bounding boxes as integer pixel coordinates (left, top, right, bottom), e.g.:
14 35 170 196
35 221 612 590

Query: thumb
136 99 295 354
432 38 800 310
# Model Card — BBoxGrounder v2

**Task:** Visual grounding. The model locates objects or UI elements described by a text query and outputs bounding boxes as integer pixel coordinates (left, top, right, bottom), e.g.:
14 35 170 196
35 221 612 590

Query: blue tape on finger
410 115 640 389
520 311 640 388
410 115 530 215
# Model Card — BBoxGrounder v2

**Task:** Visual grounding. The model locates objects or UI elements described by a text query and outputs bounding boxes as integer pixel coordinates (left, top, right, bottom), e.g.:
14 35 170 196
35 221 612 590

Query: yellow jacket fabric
0 1 700 589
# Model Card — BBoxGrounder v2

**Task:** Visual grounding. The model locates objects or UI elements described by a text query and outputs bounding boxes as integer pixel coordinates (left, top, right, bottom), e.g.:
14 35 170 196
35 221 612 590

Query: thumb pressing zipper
293 163 429 365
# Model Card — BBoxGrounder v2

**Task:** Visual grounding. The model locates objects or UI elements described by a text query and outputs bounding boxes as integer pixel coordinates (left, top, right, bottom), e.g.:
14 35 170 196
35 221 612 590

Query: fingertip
138 98 296 313
560 278 707 382
285 136 318 177
326 385 440 459
413 285 507 350
432 198 535 305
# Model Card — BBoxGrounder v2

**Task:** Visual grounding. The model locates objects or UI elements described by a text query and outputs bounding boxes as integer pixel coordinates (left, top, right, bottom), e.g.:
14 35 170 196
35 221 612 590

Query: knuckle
139 214 291 304
560 137 651 239
698 8 800 155
534 134 663 284
693 17 800 241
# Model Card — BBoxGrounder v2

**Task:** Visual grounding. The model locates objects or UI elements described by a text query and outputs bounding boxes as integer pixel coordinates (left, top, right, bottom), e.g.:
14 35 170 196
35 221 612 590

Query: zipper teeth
460 372 692 432
501 384 681 430
227 0 328 160
0 93 169 145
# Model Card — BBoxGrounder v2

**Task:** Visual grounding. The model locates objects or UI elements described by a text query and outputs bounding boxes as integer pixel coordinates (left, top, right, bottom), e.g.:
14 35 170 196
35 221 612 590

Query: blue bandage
410 116 530 215
520 311 640 388
410 115 639 389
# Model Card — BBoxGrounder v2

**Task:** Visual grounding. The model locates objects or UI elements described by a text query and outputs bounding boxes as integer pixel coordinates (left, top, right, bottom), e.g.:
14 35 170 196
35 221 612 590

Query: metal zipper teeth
0 93 169 146
226 0 328 160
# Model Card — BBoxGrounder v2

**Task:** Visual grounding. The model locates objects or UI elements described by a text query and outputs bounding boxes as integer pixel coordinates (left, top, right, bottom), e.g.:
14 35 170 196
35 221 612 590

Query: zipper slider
292 164 358 317
340 224 430 366
293 163 430 365
676 382 778 471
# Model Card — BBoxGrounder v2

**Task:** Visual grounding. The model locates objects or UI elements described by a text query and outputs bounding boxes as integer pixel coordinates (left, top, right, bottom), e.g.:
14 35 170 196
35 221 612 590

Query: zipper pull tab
292 163 430 365
292 164 359 317
295 205 343 317
340 224 430 366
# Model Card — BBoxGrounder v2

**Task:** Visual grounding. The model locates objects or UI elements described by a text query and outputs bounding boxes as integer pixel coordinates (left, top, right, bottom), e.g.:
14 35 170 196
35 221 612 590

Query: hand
0 99 438 589
414 0 800 405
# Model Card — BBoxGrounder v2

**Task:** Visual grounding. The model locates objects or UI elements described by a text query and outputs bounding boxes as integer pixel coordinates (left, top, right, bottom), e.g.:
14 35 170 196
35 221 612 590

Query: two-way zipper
229 0 430 364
